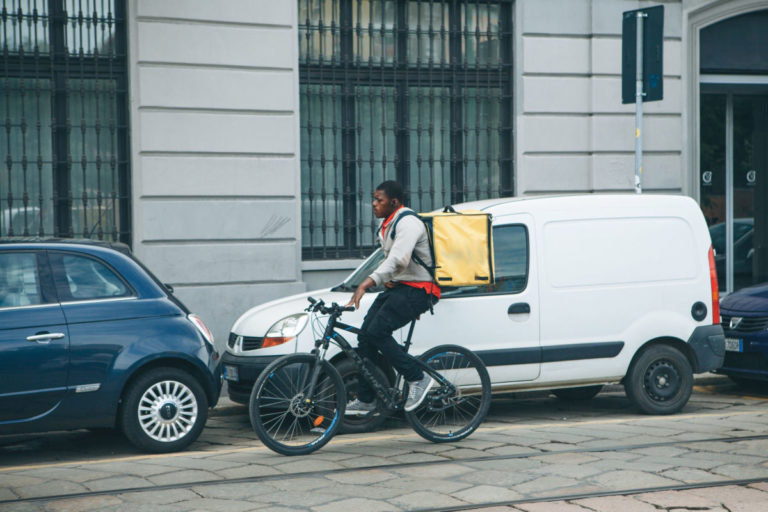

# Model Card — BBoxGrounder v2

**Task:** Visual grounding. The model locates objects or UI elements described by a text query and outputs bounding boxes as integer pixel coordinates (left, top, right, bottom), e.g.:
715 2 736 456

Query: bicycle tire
405 344 491 443
249 353 345 455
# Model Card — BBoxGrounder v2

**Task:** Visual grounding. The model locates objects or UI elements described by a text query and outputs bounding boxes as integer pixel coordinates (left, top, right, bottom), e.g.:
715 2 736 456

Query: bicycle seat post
403 319 417 352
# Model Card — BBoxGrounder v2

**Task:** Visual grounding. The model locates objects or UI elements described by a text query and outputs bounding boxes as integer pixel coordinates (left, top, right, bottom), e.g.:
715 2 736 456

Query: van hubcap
644 361 680 400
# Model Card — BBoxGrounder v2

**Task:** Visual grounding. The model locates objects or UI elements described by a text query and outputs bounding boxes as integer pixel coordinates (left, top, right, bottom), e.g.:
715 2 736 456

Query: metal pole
725 94 734 294
634 12 646 194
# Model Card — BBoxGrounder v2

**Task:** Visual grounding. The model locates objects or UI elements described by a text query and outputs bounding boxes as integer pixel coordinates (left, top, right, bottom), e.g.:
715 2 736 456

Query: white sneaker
345 398 377 416
404 373 434 412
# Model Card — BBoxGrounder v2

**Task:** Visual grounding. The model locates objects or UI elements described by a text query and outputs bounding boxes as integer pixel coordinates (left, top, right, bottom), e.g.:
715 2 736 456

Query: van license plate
725 338 742 352
223 365 239 382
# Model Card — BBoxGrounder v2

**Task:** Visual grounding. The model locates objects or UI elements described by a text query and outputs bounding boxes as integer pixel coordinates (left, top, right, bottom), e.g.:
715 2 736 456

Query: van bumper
687 324 726 372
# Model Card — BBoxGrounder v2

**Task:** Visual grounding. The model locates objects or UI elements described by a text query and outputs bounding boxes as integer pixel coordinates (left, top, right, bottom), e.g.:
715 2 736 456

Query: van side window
0 253 42 308
443 224 528 297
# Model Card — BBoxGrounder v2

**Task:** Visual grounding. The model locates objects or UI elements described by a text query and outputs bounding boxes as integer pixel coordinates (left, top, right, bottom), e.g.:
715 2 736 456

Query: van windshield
331 249 386 292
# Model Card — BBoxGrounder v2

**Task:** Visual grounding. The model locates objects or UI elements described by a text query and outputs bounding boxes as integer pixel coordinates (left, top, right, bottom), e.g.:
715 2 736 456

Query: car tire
120 367 208 453
336 359 389 434
552 385 603 401
625 345 693 415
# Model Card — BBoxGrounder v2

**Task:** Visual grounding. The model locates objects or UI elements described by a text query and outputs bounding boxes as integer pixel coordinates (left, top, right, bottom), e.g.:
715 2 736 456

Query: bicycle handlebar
306 296 355 316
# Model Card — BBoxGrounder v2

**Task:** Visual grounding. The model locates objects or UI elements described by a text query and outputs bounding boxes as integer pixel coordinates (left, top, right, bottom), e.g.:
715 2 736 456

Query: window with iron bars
300 0 513 259
1 0 130 243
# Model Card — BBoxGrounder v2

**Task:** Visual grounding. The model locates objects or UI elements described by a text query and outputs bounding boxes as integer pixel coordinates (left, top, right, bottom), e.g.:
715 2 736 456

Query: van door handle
508 303 530 314
26 332 65 344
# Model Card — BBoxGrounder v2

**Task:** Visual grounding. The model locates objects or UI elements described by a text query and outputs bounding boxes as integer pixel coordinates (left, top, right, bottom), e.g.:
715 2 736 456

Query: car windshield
331 249 386 292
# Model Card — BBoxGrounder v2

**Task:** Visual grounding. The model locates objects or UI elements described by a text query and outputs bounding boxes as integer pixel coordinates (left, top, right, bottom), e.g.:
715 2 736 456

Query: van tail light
708 246 720 324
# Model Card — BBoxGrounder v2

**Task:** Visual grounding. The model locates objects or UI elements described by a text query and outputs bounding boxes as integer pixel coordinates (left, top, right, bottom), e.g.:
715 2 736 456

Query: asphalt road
2 375 768 511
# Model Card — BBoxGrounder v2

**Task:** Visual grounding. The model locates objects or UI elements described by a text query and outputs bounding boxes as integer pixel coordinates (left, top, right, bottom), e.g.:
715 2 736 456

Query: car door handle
508 303 530 315
26 332 66 344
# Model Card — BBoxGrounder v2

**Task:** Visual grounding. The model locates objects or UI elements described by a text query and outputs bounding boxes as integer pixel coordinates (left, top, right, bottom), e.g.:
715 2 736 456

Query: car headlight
263 313 309 348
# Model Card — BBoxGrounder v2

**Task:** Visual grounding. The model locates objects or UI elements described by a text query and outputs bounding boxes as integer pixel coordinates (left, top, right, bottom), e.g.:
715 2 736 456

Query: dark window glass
1 0 130 243
0 252 42 307
61 254 129 300
299 0 514 259
444 224 527 297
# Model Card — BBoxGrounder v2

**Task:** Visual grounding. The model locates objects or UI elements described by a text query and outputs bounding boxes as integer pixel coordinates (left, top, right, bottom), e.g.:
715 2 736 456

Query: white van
223 194 725 425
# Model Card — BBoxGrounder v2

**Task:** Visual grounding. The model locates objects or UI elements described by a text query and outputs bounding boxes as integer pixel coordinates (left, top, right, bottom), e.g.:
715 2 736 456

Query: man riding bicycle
345 180 440 415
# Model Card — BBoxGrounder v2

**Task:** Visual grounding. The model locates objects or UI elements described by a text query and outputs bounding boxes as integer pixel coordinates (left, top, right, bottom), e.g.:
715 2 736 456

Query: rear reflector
708 246 720 324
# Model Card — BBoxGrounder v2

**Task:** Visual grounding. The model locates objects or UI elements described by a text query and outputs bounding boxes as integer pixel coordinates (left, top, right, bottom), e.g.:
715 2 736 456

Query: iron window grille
1 0 130 244
300 0 513 259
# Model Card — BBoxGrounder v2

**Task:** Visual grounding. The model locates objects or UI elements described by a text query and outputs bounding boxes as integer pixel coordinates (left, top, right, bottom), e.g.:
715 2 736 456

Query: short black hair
376 180 405 204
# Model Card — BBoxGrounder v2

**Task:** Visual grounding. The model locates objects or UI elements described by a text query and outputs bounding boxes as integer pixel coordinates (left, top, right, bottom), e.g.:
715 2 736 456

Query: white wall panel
137 0 293 26
521 116 591 153
522 0 591 35
141 242 299 284
591 115 682 152
139 68 295 111
137 22 293 69
523 36 590 74
524 76 591 113
141 200 296 241
520 155 592 192
592 153 682 191
139 111 296 154
140 156 297 197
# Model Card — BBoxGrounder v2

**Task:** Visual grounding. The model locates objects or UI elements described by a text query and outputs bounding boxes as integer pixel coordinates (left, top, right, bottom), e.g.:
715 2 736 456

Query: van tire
336 359 389 434
552 385 603 401
625 345 692 415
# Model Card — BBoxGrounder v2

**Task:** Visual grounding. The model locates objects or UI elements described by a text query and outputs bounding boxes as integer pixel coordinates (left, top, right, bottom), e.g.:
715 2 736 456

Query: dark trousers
356 285 437 403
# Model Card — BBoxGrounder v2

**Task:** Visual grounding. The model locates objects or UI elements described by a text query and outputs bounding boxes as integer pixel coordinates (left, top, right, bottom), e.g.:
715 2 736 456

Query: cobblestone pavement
1 376 767 511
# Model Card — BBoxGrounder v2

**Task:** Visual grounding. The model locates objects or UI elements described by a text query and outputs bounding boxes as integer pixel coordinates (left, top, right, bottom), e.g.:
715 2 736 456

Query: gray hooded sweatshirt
369 207 434 286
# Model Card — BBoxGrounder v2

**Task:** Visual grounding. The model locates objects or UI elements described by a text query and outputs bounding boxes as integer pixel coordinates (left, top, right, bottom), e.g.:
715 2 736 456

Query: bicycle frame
305 306 457 411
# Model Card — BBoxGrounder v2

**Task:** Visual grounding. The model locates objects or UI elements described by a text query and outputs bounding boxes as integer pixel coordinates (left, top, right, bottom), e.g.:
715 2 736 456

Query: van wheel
625 345 692 415
552 385 603 401
336 359 389 434
120 368 208 452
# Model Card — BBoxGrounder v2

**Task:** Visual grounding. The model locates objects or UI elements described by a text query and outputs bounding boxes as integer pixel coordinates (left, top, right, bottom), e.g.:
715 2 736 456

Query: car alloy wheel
138 379 199 442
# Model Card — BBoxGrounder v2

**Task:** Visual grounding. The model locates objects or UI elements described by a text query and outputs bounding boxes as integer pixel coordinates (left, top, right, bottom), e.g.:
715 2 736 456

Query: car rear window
60 254 131 300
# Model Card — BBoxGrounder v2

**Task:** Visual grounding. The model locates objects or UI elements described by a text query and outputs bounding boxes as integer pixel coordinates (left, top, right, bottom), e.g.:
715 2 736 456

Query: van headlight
263 313 309 348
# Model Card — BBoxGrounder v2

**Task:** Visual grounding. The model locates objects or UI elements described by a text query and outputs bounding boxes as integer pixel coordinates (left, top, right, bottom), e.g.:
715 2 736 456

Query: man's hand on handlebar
345 277 375 310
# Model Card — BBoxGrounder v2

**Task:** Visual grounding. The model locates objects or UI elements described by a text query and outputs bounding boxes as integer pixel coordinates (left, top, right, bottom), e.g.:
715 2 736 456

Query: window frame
299 0 514 259
0 250 58 309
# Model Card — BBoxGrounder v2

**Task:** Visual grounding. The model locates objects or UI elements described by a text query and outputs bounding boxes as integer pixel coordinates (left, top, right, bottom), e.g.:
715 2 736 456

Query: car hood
720 282 768 315
230 287 375 339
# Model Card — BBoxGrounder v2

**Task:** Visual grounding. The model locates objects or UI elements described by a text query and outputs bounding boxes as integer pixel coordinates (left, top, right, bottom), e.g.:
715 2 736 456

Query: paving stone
0 474 47 487
13 480 88 499
571 495 658 511
513 475 582 496
591 469 681 490
326 469 395 485
191 482 281 500
452 484 522 503
513 500 593 511
251 489 339 508
710 463 768 480
335 456 394 469
634 489 723 508
388 452 448 464
149 470 220 486
377 476 471 495
42 495 124 512
657 467 729 483
117 488 200 505
311 497 398 512
216 464 282 480
165 498 258 512
272 459 344 474
388 490 468 510
457 468 536 488
394 462 469 480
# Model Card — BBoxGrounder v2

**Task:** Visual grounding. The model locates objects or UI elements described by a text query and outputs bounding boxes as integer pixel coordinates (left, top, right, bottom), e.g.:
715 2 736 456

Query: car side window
60 254 131 301
0 252 43 308
443 224 529 297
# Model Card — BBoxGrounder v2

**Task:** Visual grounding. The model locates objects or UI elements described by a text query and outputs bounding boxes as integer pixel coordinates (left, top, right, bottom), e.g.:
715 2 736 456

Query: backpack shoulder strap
388 210 420 240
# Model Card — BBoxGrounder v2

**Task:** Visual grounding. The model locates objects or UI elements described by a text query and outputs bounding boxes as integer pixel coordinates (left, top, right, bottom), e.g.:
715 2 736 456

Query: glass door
700 93 768 293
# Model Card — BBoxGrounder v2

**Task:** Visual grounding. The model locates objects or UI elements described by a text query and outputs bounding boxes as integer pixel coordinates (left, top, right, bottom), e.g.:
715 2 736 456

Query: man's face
372 189 394 219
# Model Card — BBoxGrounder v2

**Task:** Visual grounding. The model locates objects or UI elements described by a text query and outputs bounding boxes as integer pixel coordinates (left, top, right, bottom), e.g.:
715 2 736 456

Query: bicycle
248 296 492 456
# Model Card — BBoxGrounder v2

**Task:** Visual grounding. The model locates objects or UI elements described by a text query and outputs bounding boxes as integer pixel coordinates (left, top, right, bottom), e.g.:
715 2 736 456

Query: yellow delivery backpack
391 206 494 287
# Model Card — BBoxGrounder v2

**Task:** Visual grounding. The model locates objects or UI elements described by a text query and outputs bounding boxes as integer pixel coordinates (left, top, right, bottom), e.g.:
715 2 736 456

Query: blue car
717 282 768 384
0 240 221 452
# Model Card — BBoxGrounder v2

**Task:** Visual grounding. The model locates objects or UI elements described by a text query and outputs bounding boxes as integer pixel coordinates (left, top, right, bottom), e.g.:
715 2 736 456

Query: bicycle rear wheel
249 353 345 455
405 344 491 443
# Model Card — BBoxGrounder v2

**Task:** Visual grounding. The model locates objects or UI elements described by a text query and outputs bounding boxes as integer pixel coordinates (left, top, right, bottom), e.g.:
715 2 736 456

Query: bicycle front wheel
405 344 491 443
249 354 345 455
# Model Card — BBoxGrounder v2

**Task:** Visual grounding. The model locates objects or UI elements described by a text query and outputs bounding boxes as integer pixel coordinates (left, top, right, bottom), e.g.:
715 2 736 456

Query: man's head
373 180 404 218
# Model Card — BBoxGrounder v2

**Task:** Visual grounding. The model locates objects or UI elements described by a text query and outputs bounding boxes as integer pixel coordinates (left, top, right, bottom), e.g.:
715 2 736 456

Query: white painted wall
128 0 305 350
516 0 685 195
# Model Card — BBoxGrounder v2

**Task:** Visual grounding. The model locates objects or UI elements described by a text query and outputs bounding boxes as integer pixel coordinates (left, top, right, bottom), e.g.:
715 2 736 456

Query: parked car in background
717 281 768 385
0 240 221 452
224 194 724 432
709 219 754 290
